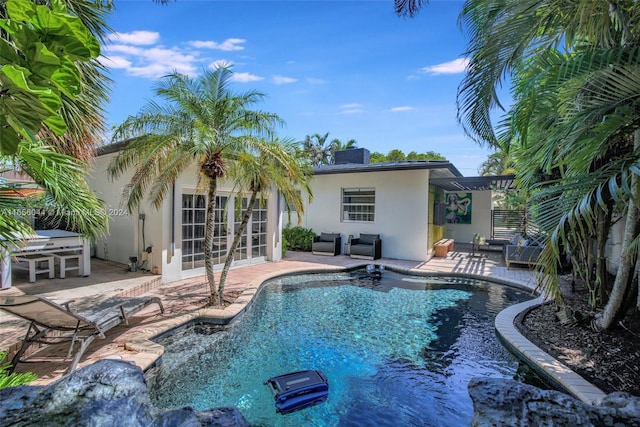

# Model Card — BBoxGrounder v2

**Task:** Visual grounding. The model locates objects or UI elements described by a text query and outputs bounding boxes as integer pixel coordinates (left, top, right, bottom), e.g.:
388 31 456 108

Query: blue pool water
148 269 532 426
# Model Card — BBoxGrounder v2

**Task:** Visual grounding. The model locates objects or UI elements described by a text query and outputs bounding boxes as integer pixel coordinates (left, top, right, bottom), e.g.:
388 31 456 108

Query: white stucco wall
88 152 140 265
302 169 430 261
89 153 283 284
444 191 492 243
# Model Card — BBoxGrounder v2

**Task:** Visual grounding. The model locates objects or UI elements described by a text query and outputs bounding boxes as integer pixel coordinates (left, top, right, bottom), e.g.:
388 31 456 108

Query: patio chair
0 295 164 374
349 233 382 260
312 233 341 256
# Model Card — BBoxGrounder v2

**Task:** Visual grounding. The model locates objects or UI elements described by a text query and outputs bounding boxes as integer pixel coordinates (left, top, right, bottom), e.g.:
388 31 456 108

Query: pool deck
0 245 606 404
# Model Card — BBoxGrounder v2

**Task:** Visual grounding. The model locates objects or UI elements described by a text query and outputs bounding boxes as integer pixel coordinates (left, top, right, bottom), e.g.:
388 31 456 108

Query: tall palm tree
108 65 283 307
218 138 313 302
301 132 334 166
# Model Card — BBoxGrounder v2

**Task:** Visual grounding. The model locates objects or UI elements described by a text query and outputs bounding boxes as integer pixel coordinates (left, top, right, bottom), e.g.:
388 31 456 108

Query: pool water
148 269 532 426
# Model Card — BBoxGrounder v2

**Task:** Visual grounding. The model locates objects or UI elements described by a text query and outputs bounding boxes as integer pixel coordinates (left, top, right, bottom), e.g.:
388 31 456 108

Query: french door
181 193 267 271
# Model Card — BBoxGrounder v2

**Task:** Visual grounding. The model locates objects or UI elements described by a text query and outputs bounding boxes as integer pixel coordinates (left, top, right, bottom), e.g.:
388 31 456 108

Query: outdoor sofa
312 233 341 256
349 233 382 260
503 233 544 268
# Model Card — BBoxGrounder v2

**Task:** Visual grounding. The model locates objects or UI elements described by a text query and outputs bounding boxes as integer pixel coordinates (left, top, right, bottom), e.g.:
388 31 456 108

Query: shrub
283 226 315 252
0 351 36 389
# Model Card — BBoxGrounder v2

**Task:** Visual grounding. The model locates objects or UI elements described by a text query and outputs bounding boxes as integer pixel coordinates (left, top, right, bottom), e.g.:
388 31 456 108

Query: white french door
181 193 267 271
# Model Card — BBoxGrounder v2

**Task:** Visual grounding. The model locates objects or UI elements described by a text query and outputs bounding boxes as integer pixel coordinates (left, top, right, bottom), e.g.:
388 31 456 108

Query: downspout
170 182 175 261
275 190 281 246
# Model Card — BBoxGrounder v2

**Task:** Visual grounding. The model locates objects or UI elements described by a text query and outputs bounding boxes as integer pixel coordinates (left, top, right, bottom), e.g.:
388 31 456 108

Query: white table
1 229 90 289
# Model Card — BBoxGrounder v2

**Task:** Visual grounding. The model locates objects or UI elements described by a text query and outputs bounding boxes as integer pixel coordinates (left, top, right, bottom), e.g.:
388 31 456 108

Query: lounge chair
0 295 164 373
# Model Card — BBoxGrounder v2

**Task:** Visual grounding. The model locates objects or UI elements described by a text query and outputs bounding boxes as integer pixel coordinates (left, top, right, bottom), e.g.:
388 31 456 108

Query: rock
0 360 248 427
468 377 640 427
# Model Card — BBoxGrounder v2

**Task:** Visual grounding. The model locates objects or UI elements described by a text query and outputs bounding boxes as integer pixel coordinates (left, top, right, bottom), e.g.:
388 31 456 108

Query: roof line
313 161 463 177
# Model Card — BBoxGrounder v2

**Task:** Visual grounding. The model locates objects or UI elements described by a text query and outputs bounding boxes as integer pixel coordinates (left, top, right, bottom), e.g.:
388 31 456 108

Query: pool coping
123 263 607 405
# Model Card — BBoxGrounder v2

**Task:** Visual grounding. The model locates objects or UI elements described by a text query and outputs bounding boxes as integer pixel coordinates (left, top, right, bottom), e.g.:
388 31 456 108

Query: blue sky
102 0 497 175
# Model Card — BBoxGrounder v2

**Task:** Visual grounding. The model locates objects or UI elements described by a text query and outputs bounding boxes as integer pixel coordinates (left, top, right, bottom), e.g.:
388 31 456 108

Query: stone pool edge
121 263 607 406
494 297 607 405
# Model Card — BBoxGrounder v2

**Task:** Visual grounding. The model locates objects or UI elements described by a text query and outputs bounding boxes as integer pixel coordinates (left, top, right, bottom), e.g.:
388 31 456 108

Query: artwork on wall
445 192 472 224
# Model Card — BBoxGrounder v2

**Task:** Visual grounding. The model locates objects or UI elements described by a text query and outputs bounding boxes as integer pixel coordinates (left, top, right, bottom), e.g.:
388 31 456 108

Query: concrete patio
0 245 540 386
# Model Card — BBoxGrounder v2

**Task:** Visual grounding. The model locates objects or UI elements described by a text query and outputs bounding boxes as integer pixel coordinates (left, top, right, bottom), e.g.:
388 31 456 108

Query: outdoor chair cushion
358 234 380 245
319 233 340 242
312 241 337 253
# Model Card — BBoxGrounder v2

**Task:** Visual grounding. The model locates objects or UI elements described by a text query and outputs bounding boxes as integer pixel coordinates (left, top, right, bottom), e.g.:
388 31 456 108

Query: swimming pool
147 269 533 426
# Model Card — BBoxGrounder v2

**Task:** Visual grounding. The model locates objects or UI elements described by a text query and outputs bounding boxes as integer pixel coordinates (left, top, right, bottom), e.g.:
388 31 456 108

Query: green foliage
283 226 315 252
0 0 100 154
369 151 386 163
0 351 36 389
369 149 446 163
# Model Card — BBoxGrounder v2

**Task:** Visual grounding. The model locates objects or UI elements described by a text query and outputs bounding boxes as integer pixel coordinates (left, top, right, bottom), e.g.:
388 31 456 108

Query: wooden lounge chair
0 295 164 374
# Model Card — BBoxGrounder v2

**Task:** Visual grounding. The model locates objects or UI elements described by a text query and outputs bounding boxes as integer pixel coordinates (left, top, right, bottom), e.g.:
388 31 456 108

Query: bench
13 245 85 281
13 254 55 282
53 252 82 278
434 239 454 257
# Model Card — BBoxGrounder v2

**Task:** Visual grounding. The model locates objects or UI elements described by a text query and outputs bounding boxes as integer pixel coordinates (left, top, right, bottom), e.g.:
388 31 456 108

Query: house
298 148 515 261
87 142 286 283
87 143 514 282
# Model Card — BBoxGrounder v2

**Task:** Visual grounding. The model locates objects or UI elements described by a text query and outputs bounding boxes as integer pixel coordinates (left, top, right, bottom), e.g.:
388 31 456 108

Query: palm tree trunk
595 203 612 307
217 191 258 305
596 129 640 330
636 254 640 312
204 178 219 306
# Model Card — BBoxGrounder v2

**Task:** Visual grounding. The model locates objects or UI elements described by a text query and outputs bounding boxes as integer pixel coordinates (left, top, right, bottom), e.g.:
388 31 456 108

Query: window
342 188 375 222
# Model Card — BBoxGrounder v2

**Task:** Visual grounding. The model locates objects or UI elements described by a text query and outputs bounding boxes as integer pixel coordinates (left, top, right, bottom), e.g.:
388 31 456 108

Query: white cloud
103 31 255 81
231 72 263 83
273 75 298 85
107 31 160 45
99 55 131 69
189 38 246 51
103 43 198 78
340 103 362 109
390 106 414 112
338 103 363 114
420 58 469 75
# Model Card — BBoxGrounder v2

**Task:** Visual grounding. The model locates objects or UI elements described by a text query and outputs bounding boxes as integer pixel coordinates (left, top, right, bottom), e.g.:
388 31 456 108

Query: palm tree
331 138 357 151
301 132 334 166
456 0 640 328
108 65 283 307
218 139 313 302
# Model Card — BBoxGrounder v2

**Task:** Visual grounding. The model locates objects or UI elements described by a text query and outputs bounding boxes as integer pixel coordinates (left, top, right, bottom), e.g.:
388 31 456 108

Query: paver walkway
1 246 539 385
